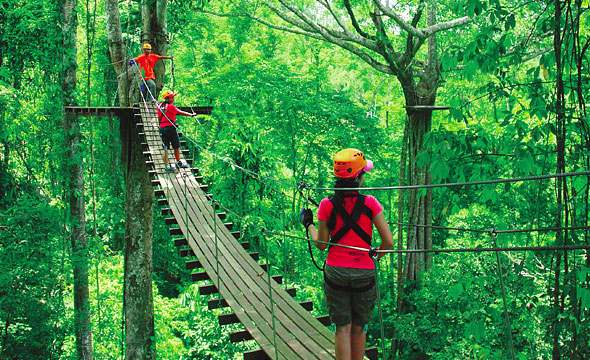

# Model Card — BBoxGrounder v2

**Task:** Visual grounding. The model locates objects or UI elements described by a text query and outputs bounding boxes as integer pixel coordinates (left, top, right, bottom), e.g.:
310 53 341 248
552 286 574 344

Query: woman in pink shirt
301 148 393 360
158 90 196 172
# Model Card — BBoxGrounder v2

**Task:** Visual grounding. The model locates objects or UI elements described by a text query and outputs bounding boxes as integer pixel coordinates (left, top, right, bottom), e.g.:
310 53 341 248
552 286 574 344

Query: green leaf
579 288 590 310
465 319 486 341
449 283 464 301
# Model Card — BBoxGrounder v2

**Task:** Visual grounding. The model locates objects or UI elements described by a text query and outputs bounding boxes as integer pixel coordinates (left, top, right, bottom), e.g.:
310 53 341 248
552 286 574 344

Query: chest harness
159 103 171 126
323 192 375 293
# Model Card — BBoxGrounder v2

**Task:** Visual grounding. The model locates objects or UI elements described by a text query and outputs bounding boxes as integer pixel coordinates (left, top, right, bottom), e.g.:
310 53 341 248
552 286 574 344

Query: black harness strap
158 102 168 125
327 193 373 247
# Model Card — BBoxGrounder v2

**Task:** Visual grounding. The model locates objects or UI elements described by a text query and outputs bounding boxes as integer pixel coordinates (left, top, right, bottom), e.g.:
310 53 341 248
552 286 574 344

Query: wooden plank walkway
137 102 338 360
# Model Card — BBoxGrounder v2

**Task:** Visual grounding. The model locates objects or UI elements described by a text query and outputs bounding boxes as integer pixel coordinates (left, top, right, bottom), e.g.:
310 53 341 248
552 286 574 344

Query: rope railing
391 222 590 234
212 199 590 254
151 115 590 192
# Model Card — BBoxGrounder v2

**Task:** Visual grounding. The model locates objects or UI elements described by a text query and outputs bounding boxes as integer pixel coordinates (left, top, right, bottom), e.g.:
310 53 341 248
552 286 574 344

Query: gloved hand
299 208 314 230
128 59 135 65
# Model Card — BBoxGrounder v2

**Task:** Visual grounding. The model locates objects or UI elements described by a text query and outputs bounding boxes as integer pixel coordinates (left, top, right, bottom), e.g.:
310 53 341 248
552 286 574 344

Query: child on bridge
129 43 173 101
300 148 393 360
158 90 196 172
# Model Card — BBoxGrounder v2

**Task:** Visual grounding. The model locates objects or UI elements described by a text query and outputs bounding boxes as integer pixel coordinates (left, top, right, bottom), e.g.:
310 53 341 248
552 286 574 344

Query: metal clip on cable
489 227 498 239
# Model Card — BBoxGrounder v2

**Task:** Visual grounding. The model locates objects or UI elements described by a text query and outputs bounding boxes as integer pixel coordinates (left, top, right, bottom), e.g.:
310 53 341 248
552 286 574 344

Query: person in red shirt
157 90 196 172
300 148 393 360
130 43 173 101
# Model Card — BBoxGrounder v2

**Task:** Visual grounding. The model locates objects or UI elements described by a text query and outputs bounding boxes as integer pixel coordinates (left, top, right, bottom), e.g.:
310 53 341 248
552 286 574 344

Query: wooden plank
316 316 331 326
207 298 228 310
230 329 253 342
171 193 332 359
208 288 297 311
161 189 313 359
186 260 202 269
243 349 270 360
174 238 187 247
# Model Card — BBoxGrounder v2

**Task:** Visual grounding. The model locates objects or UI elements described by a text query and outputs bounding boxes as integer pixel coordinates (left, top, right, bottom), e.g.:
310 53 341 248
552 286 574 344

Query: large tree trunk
105 0 142 106
397 65 437 277
61 0 93 358
121 115 156 360
105 1 159 358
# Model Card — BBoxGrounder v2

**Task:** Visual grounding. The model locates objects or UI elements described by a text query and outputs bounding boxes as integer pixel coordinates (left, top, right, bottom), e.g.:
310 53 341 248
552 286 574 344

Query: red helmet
333 148 373 178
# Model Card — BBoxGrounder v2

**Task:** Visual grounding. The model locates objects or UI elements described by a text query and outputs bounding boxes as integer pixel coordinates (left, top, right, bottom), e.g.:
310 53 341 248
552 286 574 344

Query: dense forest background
1 0 589 359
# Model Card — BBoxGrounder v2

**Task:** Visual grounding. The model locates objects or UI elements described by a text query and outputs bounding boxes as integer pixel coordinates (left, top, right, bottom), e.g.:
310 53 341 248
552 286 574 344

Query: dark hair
331 172 364 213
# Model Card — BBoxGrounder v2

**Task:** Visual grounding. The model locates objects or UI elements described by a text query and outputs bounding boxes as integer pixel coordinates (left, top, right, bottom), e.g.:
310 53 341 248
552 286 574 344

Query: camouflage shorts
323 265 377 327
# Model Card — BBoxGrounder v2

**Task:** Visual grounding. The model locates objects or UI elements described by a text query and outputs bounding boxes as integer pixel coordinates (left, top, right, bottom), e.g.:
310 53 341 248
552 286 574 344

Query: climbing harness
326 192 373 248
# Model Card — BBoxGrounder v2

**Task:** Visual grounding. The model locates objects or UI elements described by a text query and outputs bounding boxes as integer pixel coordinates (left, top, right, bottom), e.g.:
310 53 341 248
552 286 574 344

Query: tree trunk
61 0 93 358
105 1 157 358
398 73 436 283
121 114 156 360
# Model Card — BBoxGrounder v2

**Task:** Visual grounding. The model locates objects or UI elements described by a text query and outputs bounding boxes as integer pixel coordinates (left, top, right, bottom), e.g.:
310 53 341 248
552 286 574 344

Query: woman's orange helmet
161 90 177 100
333 148 373 178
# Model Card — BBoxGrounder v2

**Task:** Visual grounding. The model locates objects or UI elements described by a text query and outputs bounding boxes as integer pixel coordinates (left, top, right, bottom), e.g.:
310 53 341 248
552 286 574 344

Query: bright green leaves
465 318 486 341
579 287 590 310
465 0 488 18
449 282 465 301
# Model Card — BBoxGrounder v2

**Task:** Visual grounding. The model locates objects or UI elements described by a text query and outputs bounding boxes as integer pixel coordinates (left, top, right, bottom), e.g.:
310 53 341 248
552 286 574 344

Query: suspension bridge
66 101 379 360
65 96 590 360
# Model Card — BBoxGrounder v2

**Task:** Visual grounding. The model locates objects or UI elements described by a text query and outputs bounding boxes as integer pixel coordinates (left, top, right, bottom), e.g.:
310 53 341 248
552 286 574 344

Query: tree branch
373 0 425 39
316 0 355 38
263 0 381 52
374 0 471 40
422 16 472 38
343 0 374 40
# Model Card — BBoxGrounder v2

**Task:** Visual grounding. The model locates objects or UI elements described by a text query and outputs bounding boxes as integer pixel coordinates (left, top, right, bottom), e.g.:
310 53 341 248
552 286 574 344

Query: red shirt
134 53 160 80
158 103 180 127
317 194 383 269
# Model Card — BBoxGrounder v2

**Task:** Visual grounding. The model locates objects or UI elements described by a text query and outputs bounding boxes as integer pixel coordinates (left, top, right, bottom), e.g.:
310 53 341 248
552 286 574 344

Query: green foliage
1 0 590 358
0 194 68 359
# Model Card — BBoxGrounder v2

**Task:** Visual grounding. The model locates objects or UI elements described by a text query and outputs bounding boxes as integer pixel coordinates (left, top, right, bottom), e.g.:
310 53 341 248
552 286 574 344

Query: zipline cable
391 223 590 234
160 120 590 192
210 194 590 255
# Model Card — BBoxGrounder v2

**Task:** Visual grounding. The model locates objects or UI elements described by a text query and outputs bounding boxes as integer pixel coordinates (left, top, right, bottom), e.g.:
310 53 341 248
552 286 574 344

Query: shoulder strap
159 102 167 124
327 193 373 247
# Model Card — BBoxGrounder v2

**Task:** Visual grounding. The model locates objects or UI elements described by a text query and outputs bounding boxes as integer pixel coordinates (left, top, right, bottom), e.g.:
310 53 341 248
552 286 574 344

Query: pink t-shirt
158 103 180 127
317 193 383 269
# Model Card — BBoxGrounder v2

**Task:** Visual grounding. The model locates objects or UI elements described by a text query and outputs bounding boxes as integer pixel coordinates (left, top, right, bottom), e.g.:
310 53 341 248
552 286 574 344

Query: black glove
300 208 314 230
